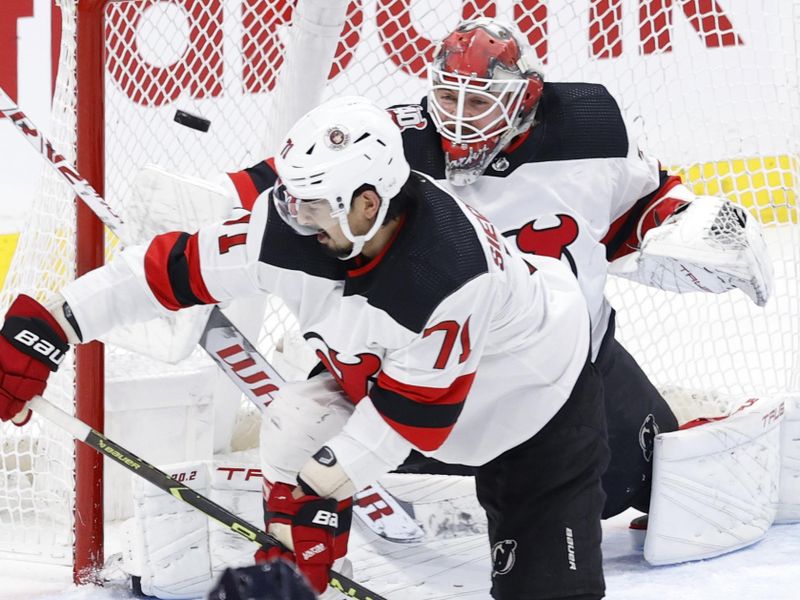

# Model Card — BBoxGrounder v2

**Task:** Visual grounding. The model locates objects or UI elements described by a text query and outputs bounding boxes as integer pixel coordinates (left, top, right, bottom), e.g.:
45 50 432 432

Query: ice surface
1 509 799 600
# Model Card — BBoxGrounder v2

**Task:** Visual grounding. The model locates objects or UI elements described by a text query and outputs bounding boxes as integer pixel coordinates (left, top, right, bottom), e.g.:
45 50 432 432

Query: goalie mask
428 19 544 186
273 96 411 259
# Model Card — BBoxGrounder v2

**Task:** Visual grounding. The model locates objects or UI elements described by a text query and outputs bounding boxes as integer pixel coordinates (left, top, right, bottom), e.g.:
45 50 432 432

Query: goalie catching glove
0 295 70 425
610 190 774 306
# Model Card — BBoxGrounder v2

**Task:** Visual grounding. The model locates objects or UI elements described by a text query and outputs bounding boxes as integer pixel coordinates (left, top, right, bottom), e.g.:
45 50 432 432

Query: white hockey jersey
384 84 685 359
60 173 590 488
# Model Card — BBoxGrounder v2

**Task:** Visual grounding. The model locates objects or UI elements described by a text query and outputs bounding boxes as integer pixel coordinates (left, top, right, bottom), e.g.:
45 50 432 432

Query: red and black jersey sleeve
227 158 279 210
369 370 475 451
602 171 687 261
144 231 218 310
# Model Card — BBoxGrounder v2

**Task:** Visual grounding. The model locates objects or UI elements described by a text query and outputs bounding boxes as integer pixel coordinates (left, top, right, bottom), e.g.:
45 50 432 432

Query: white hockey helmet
427 19 544 185
273 96 411 259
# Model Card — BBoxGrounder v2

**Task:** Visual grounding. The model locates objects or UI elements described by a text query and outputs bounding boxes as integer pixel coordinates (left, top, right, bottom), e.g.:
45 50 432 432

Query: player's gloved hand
257 481 338 593
0 295 69 425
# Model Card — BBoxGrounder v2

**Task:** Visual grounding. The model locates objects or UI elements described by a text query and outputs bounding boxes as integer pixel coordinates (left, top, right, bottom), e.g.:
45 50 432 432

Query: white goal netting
0 0 798 573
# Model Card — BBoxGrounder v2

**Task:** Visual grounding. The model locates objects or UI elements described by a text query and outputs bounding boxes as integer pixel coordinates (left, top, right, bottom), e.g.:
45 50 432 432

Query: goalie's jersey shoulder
347 173 490 334
389 84 629 179
519 82 629 163
389 100 447 180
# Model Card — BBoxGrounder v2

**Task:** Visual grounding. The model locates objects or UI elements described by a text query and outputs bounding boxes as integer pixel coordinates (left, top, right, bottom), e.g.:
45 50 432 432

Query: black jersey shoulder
258 199 346 281
388 100 447 180
499 82 629 171
346 173 489 333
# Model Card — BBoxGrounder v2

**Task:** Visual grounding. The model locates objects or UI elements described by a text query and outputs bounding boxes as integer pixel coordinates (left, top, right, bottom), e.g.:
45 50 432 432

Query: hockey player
226 18 774 521
0 97 610 599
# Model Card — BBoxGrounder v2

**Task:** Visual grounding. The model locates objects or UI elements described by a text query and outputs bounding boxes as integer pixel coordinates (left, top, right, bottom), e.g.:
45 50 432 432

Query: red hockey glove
0 295 69 425
256 482 338 593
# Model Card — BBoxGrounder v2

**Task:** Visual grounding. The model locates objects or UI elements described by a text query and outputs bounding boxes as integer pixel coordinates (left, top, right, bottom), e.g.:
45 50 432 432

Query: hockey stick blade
354 485 425 543
27 395 388 600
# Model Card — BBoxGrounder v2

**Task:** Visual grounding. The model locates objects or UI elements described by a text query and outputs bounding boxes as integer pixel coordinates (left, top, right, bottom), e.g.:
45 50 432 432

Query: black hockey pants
595 312 679 518
476 357 608 600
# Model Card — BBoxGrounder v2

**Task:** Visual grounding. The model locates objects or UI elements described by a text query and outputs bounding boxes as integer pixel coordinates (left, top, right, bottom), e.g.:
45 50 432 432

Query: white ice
1 508 799 600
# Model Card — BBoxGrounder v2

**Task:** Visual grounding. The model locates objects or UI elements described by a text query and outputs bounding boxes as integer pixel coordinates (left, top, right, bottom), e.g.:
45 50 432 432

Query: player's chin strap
26 394 388 600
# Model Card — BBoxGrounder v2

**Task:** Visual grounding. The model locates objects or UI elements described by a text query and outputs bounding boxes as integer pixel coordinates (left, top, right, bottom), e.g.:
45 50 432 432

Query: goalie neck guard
427 19 544 186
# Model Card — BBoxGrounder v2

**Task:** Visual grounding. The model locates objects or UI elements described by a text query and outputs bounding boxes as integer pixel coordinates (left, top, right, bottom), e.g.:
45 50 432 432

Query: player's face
292 200 348 257
432 88 505 138
295 194 375 259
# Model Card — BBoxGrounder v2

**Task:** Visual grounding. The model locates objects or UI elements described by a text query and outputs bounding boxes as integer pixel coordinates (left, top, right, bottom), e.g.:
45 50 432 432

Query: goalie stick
0 87 424 544
26 395 386 600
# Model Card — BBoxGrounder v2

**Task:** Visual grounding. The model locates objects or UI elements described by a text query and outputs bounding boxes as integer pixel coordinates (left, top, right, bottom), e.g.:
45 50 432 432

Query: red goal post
0 0 798 585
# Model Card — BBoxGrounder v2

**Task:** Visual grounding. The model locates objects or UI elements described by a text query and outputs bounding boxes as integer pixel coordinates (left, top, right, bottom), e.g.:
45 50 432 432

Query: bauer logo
565 527 577 571
491 539 517 577
13 329 66 368
311 510 338 528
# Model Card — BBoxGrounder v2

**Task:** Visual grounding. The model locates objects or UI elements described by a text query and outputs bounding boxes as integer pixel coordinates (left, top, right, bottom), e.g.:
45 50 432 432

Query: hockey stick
200 310 426 543
0 88 423 542
26 395 386 600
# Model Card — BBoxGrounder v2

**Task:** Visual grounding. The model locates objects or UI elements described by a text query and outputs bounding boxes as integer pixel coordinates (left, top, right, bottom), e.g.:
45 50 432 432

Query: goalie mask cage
0 0 798 584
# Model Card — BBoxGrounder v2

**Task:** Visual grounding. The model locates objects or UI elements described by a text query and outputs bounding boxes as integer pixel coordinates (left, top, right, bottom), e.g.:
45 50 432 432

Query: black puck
174 109 210 132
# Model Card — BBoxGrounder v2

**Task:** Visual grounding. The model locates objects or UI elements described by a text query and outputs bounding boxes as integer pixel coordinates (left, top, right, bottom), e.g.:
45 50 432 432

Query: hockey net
0 0 798 582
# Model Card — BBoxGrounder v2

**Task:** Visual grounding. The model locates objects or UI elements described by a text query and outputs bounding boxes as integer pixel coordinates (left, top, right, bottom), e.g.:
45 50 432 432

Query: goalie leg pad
126 456 267 599
644 396 783 565
129 462 213 599
776 395 800 522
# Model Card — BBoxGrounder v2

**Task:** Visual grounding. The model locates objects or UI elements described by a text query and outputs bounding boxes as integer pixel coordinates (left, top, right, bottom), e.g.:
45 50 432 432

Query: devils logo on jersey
638 413 660 462
491 539 518 577
505 214 579 276
305 332 381 402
